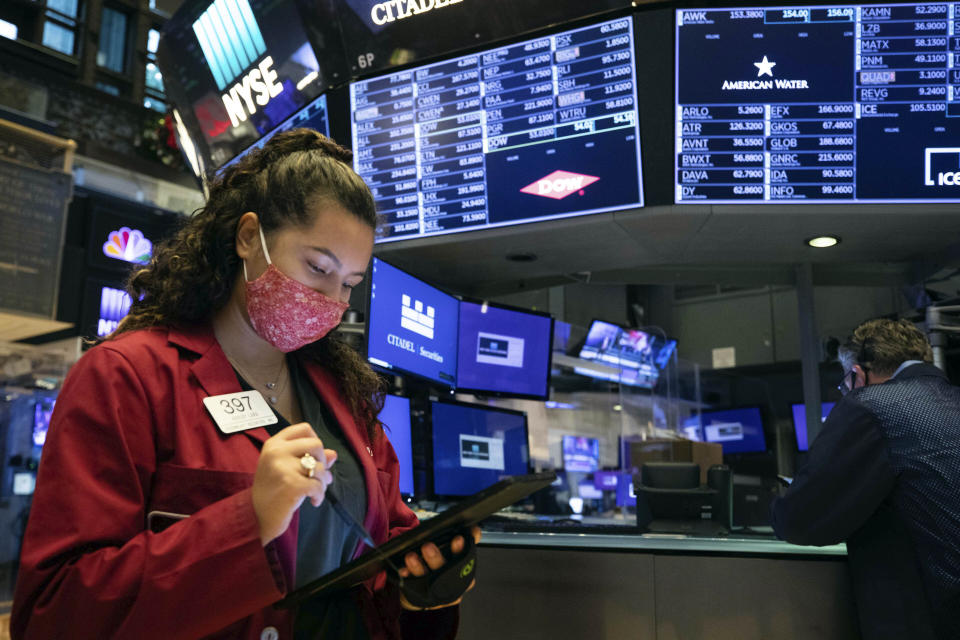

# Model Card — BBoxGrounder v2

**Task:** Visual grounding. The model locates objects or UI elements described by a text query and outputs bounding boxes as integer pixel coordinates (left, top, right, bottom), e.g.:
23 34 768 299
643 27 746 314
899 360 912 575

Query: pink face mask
244 225 350 353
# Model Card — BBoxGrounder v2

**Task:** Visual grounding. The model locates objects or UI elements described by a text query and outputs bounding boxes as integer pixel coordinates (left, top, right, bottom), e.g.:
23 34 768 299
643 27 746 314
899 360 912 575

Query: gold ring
300 453 318 478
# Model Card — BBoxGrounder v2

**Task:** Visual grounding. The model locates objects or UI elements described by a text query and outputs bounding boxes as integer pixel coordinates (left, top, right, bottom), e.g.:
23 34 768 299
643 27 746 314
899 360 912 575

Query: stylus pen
325 489 377 550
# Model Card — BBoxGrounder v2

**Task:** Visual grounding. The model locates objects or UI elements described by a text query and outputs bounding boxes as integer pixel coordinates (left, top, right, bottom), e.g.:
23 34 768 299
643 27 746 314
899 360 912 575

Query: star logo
754 56 776 77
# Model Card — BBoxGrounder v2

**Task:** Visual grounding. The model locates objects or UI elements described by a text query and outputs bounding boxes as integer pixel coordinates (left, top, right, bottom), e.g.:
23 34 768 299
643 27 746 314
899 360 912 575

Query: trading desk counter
459 523 858 640
479 529 847 557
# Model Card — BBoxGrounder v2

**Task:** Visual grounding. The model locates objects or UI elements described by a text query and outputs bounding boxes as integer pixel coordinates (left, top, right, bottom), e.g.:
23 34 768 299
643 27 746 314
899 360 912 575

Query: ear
853 364 869 389
236 212 262 261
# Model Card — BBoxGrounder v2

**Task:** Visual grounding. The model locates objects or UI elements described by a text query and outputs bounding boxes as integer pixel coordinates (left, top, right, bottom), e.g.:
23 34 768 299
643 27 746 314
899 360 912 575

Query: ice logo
103 227 153 264
925 148 960 187
520 170 600 200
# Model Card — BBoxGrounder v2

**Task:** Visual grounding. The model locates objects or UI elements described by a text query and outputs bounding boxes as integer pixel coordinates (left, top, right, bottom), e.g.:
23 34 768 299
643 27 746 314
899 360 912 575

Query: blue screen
576 321 674 389
675 5 960 204
563 435 600 472
379 394 414 495
219 93 329 174
431 401 529 496
350 16 644 242
791 402 836 451
684 407 767 454
366 258 458 387
456 301 553 398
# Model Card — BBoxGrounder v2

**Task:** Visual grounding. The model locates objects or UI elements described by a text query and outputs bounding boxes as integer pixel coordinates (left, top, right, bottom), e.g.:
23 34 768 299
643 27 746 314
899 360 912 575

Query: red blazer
11 324 458 639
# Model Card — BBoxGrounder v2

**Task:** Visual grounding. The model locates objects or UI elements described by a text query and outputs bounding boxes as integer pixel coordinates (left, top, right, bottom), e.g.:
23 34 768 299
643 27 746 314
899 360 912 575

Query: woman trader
11 129 477 639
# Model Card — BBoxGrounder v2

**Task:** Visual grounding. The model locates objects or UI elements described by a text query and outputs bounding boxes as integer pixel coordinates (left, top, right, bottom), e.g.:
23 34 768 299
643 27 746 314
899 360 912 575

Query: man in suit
772 318 960 639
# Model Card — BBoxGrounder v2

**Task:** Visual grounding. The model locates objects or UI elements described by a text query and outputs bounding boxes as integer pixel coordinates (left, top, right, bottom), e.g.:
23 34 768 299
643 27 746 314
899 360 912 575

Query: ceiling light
806 236 840 248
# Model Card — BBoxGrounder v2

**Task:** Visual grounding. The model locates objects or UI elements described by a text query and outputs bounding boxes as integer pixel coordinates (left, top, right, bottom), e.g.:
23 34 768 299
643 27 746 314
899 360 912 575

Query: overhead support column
796 263 823 445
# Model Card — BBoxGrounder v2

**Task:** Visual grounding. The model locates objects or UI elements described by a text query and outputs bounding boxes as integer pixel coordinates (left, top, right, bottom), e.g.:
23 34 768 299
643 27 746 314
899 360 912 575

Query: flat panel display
379 394 414 495
431 400 529 496
366 257 458 387
218 93 329 175
791 401 836 451
683 407 767 454
562 435 600 472
675 4 960 203
350 16 644 242
326 0 632 77
159 0 335 169
456 301 553 399
576 320 675 389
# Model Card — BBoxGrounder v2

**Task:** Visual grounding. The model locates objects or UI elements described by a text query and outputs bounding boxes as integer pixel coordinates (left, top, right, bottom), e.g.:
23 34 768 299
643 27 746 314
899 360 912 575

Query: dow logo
193 0 283 128
520 170 600 200
925 148 960 187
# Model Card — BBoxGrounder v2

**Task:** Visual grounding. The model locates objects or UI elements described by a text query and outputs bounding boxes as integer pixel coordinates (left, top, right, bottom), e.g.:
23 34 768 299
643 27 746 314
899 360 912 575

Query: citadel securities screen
456 301 553 399
350 17 644 242
366 258 459 387
431 401 529 496
676 4 960 203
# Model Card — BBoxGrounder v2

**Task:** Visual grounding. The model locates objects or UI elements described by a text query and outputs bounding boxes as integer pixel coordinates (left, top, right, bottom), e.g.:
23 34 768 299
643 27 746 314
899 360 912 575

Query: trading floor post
796 262 823 445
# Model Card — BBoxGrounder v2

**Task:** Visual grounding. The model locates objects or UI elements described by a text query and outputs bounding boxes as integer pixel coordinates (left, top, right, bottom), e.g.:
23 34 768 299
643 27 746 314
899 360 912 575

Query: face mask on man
243 224 349 353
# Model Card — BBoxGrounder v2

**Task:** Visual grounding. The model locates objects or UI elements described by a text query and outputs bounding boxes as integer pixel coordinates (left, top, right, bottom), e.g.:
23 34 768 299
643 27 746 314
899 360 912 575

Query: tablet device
276 472 556 608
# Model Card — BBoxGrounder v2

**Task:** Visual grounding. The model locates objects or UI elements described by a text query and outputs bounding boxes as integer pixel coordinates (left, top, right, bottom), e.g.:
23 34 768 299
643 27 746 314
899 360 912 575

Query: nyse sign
221 56 284 128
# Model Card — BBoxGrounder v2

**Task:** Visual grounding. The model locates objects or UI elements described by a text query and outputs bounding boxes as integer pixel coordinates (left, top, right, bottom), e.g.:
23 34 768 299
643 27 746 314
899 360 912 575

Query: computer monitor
683 407 767 455
562 435 600 473
379 394 414 496
791 402 836 452
349 15 644 243
431 400 529 497
366 257 459 388
456 300 554 400
576 320 675 389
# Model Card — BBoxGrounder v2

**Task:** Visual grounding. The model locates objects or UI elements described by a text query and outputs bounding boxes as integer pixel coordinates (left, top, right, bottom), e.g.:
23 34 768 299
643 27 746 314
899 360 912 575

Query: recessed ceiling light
806 236 840 248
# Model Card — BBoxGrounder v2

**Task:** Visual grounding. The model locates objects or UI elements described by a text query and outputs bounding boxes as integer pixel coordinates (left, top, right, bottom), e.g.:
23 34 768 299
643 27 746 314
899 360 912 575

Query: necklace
228 355 289 404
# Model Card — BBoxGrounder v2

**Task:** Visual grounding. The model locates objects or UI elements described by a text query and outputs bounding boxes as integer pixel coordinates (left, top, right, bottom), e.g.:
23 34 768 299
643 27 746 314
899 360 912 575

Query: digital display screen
366 257 458 387
350 16 644 242
326 0 631 77
218 93 329 174
98 286 133 337
576 320 675 389
563 435 600 472
431 401 529 496
33 397 55 448
456 301 553 399
675 4 960 203
683 407 767 454
379 394 414 495
159 0 331 169
791 401 836 451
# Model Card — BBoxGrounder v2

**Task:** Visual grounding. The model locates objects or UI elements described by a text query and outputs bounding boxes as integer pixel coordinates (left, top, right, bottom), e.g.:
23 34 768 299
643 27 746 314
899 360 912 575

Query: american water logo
192 0 284 128
925 148 960 187
721 56 810 91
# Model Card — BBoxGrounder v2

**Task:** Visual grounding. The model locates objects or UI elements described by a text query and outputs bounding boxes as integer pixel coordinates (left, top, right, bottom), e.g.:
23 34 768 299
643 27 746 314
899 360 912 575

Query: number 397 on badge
203 391 279 434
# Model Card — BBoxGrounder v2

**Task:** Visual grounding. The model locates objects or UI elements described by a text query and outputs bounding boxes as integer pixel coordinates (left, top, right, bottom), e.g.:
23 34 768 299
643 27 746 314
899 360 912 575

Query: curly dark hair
111 128 385 440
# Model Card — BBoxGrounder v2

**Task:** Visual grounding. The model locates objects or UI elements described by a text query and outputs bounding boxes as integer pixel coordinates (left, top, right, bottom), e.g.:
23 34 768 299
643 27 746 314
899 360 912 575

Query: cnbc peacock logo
193 0 283 128
103 227 153 265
